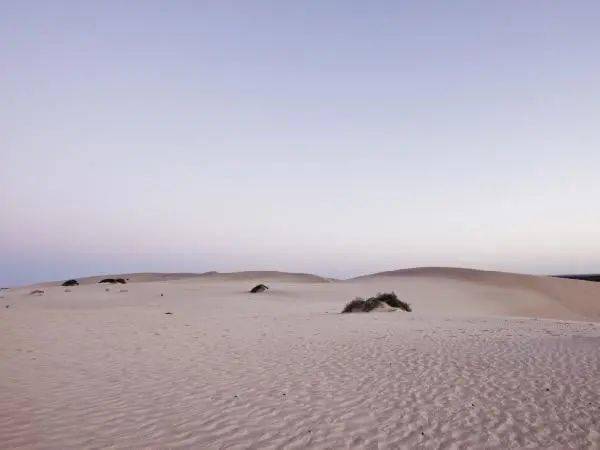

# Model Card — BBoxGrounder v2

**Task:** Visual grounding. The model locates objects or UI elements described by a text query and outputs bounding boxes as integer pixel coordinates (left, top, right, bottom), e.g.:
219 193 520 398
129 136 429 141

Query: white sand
1 268 600 448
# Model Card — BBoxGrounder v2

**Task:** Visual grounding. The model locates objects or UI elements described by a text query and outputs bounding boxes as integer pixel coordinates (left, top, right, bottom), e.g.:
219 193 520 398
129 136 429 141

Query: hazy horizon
3 1 600 286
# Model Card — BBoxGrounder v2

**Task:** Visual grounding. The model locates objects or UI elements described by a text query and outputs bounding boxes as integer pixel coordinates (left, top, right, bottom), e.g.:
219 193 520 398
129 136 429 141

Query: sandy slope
349 267 600 321
1 268 600 448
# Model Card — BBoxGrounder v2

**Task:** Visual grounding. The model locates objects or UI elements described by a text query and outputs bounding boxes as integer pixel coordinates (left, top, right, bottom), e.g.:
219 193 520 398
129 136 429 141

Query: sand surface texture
1 268 600 449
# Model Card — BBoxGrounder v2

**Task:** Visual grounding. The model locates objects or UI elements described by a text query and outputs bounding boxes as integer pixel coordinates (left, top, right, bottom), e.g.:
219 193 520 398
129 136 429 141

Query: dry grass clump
341 292 411 313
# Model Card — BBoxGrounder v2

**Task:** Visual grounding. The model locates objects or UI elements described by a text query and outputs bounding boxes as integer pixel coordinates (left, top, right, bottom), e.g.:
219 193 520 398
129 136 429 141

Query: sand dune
30 270 333 289
187 270 334 284
348 267 600 322
1 267 600 448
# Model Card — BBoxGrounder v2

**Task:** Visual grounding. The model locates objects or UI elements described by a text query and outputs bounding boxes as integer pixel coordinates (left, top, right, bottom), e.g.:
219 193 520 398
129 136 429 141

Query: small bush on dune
341 292 411 313
99 278 126 284
250 284 269 293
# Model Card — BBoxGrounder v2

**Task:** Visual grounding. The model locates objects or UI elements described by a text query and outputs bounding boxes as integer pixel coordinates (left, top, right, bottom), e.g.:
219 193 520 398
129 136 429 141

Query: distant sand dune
29 270 333 288
188 270 334 283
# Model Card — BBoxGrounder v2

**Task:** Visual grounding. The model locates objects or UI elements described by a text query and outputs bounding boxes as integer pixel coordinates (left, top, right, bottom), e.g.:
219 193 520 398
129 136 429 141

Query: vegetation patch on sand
342 292 411 313
99 278 127 284
250 284 269 293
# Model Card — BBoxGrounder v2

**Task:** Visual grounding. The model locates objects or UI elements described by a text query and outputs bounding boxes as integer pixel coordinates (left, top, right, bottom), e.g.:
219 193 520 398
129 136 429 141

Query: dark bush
363 297 383 312
99 278 126 284
250 284 269 293
61 279 79 287
341 292 411 313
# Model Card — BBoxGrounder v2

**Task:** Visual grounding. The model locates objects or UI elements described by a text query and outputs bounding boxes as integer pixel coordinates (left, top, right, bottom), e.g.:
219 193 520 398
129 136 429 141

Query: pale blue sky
2 1 600 285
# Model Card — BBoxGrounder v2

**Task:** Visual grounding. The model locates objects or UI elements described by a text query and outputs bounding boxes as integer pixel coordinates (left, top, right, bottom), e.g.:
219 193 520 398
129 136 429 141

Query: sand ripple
2 301 599 449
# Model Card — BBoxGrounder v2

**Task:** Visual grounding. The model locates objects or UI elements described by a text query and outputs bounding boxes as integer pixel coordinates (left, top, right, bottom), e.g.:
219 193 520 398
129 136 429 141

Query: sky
2 1 600 285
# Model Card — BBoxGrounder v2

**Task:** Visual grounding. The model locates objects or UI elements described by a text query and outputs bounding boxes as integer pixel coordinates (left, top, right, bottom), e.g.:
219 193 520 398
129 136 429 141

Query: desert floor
1 268 600 449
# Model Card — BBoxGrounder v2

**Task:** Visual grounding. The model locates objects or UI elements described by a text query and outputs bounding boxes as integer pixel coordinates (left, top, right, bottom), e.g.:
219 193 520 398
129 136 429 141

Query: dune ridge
28 270 333 288
15 267 600 321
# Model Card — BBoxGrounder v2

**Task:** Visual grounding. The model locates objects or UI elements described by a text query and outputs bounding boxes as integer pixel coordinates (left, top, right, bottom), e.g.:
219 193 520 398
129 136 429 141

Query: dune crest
192 270 333 283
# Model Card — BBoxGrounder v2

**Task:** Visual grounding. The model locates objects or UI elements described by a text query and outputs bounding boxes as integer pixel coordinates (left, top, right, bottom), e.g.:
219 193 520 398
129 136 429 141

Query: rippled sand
1 269 600 448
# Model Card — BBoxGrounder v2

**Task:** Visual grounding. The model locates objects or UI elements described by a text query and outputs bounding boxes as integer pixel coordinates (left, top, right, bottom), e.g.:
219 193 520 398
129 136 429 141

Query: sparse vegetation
61 279 79 287
341 292 411 313
29 289 44 295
